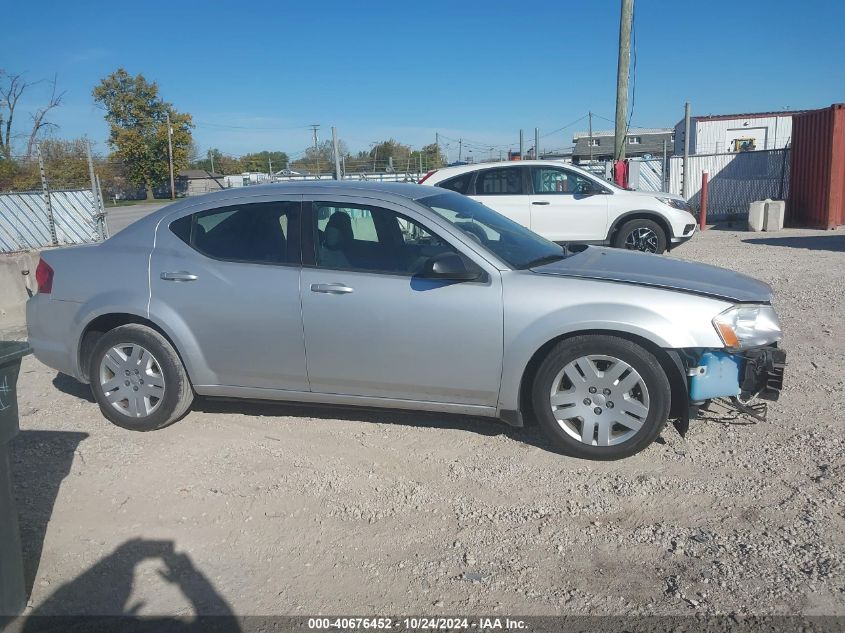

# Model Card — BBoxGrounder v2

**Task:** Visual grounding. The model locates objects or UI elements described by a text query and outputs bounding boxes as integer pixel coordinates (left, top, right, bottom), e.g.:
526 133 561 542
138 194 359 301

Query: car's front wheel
89 324 193 431
613 218 667 254
530 335 670 460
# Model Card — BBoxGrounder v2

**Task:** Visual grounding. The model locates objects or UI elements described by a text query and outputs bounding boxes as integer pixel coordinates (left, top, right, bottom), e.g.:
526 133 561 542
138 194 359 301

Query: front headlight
655 196 692 212
712 304 782 350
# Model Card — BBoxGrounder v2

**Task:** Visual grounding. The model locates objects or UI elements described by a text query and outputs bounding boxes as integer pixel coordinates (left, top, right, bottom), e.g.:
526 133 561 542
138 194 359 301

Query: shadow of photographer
19 538 240 632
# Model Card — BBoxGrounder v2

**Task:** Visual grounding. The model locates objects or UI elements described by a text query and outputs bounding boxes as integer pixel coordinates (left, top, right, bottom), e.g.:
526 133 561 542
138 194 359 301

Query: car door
299 196 503 407
469 166 531 229
528 166 610 242
149 197 309 391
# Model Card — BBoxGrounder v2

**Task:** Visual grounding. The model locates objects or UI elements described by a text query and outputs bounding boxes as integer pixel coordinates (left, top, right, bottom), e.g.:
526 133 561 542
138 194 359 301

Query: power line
192 121 313 131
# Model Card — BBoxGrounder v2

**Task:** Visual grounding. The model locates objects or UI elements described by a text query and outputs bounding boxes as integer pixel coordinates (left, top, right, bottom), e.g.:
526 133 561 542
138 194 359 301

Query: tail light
418 170 437 184
35 258 53 294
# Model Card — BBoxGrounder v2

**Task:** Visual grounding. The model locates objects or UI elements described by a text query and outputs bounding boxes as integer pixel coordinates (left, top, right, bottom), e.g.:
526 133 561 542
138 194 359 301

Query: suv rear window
436 174 473 195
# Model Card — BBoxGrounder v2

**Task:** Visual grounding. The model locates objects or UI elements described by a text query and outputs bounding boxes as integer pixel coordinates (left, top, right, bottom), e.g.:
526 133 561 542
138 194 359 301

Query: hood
614 188 684 202
532 247 773 303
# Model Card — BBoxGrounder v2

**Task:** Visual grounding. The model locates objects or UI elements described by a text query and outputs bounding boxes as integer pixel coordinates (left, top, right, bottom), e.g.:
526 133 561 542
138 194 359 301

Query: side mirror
576 181 596 195
418 252 480 281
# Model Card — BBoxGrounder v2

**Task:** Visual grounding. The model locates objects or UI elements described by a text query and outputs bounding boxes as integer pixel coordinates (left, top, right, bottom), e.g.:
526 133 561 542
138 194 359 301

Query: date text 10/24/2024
307 617 527 630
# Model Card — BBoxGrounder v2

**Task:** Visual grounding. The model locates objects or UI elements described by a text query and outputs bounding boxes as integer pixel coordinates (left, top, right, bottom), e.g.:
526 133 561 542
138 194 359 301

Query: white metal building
674 110 804 155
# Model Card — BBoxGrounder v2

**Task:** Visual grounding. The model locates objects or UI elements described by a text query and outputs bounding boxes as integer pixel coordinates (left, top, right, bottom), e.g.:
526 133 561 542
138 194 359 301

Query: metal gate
0 189 105 253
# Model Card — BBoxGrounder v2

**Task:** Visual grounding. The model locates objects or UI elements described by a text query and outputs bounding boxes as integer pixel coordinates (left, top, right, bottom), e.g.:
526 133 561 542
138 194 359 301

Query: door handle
311 283 354 294
160 271 198 282
532 201 550 206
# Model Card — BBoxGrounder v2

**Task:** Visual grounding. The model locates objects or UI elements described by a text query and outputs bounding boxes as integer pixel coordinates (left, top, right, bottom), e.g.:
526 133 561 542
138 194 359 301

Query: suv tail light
35 258 53 294
418 170 437 184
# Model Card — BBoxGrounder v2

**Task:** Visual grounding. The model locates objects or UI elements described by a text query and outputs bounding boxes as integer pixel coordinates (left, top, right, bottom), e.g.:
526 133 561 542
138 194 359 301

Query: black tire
530 335 671 460
613 218 667 254
89 324 193 431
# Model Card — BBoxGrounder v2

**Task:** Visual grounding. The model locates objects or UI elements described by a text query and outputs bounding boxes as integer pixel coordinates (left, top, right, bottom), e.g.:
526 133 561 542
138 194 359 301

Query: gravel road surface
7 227 845 617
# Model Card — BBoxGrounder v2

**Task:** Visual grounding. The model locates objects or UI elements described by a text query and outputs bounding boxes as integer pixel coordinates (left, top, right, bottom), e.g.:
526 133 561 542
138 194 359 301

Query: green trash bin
0 341 31 616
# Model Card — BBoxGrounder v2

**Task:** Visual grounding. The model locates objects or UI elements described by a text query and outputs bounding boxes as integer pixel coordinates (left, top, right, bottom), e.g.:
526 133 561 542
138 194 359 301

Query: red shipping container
788 103 845 229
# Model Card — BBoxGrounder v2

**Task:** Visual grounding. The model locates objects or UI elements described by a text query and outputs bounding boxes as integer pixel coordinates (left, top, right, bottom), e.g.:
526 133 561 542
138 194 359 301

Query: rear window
436 174 473 195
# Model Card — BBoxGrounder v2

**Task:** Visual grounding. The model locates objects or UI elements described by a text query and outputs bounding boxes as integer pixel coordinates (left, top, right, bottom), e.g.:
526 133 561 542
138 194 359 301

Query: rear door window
475 167 524 195
169 201 300 265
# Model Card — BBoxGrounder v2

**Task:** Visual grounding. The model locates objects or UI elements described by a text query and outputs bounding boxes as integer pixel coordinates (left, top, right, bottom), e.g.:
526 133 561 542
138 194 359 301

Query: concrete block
748 200 766 232
0 251 40 332
764 200 785 231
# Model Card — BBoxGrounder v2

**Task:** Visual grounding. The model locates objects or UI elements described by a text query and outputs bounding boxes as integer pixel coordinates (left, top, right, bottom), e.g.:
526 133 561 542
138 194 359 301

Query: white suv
419 160 697 254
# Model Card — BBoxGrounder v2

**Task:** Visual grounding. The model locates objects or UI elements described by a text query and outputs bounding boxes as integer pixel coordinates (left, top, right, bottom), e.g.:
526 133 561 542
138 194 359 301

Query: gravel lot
6 226 845 617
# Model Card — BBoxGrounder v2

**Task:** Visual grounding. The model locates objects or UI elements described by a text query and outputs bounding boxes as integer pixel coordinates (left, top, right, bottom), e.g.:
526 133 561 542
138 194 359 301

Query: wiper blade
523 254 566 269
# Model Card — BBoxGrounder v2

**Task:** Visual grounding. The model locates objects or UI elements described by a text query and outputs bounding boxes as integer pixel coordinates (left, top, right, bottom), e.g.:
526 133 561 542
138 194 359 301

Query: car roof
107 181 452 241
424 159 594 182
194 180 440 202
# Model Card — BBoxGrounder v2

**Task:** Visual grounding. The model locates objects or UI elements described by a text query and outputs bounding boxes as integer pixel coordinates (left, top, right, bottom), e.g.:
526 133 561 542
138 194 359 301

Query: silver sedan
26 182 786 459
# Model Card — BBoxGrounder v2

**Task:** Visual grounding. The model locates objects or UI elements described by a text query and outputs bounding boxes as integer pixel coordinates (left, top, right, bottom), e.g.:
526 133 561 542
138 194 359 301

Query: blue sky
5 0 843 161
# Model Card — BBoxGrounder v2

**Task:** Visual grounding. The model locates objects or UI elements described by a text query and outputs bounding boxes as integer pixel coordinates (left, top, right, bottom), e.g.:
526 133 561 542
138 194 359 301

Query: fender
495 286 726 415
72 295 210 387
71 292 151 380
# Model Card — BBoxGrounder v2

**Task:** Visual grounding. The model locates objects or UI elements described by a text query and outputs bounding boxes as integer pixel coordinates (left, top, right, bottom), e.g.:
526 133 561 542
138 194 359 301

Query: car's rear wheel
89 324 193 431
530 335 670 460
613 218 667 254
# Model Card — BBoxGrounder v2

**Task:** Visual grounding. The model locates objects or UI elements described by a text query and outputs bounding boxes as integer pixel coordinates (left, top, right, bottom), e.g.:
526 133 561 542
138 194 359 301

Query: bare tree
0 70 65 160
26 75 64 158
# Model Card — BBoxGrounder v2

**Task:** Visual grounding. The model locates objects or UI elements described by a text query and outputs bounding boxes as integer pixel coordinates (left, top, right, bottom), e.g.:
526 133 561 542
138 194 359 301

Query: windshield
418 191 565 269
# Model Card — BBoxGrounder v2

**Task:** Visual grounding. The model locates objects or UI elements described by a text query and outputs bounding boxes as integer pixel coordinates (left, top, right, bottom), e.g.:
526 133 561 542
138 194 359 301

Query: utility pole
614 0 633 161
683 101 691 197
534 128 540 160
310 124 320 175
166 112 176 199
519 129 524 159
268 157 273 177
662 139 668 192
332 126 342 180
589 111 594 162
458 139 463 162
208 149 215 173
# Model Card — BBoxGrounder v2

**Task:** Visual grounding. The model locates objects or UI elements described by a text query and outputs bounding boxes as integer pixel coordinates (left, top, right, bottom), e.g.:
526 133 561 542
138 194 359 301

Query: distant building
673 110 804 155
571 128 674 163
177 169 225 196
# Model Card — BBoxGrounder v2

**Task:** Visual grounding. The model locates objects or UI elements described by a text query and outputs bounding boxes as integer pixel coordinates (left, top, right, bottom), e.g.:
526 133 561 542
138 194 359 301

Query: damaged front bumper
672 345 786 435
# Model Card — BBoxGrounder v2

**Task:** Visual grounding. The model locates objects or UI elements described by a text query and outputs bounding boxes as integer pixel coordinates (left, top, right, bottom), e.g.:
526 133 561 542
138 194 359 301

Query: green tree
240 150 289 173
369 138 412 172
191 148 245 175
0 137 98 191
290 140 348 175
93 69 194 199
418 143 445 170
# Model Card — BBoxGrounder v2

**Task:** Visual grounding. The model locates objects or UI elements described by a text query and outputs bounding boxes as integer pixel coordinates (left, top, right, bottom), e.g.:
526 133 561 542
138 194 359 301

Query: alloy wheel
549 354 650 446
624 227 659 252
99 343 166 418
